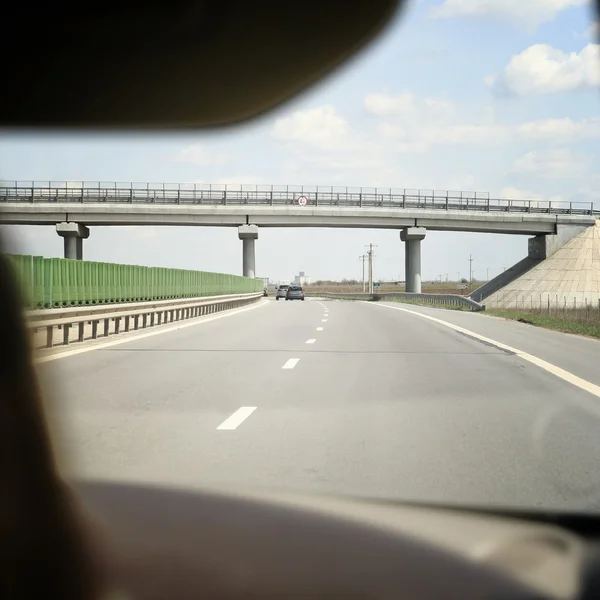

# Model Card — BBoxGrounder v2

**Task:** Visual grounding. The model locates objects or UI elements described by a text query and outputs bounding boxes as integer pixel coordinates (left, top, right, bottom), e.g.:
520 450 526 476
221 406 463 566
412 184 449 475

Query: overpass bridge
1 181 597 293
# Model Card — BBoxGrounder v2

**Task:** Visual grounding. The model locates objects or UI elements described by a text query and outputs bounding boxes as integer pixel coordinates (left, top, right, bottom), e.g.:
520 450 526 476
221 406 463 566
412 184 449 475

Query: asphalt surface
38 297 600 513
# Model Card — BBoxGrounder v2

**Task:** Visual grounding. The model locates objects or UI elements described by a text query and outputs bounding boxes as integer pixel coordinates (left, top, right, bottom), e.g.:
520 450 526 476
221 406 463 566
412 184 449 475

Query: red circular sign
297 195 308 206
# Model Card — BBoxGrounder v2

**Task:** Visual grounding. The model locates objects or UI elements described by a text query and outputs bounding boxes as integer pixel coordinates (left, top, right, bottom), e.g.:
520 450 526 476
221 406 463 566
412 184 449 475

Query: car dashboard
72 480 600 600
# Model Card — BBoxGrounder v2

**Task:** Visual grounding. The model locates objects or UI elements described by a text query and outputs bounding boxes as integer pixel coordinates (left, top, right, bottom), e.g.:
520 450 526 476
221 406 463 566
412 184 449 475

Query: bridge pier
400 227 426 293
56 222 89 260
238 224 258 278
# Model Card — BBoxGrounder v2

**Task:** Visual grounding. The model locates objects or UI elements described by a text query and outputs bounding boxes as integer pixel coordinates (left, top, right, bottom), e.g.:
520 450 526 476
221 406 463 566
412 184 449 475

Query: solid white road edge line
217 407 257 430
35 299 269 364
369 302 600 401
306 339 316 344
282 358 300 369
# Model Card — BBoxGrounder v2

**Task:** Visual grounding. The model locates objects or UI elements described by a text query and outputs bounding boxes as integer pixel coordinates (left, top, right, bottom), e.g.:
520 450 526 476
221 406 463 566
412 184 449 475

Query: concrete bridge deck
0 182 596 234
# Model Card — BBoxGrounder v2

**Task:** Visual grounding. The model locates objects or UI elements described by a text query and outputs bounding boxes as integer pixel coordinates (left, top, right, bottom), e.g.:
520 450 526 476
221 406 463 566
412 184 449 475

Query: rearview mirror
2 1 402 129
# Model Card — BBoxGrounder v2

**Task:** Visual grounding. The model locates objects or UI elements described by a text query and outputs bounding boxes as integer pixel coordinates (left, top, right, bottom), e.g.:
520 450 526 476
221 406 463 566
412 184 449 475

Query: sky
1 0 599 283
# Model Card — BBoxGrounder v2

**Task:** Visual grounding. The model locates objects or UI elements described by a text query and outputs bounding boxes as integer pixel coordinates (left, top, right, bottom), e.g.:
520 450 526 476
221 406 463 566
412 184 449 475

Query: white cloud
498 186 565 203
575 175 600 206
267 94 598 192
172 144 230 166
430 0 587 30
439 124 509 144
215 176 269 186
270 105 391 183
185 176 269 186
486 43 600 96
367 91 600 150
365 92 455 121
271 105 351 149
512 149 586 179
366 93 506 149
364 92 417 116
515 117 600 140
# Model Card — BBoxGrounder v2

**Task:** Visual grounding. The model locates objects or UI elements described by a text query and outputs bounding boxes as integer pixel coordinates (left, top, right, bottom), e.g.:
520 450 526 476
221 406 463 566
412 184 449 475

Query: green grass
486 309 600 340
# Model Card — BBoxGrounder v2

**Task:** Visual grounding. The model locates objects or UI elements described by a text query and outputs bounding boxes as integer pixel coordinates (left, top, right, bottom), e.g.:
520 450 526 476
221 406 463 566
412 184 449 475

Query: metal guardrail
1 182 597 216
311 291 485 311
26 292 262 349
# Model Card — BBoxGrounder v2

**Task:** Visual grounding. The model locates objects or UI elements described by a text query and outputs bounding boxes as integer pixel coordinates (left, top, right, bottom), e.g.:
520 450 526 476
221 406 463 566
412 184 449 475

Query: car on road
286 285 305 301
275 284 290 300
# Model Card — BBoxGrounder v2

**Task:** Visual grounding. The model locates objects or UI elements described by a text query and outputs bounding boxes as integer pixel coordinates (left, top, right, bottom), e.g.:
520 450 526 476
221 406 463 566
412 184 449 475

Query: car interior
3 1 600 599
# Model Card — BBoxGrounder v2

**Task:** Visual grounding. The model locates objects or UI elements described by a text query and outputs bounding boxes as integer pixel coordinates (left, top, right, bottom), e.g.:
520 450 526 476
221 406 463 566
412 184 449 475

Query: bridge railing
0 182 596 215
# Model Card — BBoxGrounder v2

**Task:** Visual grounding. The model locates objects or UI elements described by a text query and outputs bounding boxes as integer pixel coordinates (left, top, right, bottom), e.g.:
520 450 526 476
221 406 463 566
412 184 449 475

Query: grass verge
486 309 600 340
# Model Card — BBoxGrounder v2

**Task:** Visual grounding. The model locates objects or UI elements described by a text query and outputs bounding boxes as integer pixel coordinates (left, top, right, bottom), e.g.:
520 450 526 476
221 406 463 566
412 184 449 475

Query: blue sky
1 0 598 282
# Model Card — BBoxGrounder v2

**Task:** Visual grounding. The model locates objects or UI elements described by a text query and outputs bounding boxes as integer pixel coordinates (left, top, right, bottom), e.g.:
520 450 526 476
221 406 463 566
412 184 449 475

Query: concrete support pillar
56 222 89 260
400 227 426 293
238 224 258 278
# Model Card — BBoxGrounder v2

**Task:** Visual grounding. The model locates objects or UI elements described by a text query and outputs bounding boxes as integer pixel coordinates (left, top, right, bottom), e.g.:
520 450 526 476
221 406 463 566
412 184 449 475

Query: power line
365 243 378 294
358 255 368 292
468 254 474 285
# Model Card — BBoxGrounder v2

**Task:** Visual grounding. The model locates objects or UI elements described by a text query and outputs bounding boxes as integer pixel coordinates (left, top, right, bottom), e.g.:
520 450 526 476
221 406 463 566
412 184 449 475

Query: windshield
1 1 599 516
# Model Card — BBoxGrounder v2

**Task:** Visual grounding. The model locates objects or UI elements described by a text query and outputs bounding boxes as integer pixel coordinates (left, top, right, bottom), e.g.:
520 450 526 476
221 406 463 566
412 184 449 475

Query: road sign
374 282 381 290
297 195 308 207
457 283 467 290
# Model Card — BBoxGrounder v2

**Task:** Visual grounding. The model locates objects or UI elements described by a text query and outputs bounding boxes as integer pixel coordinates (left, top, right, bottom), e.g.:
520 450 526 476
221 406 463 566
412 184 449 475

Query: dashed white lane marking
370 302 600 403
35 299 268 364
217 407 257 430
316 327 324 331
306 339 316 344
282 358 300 369
322 319 328 322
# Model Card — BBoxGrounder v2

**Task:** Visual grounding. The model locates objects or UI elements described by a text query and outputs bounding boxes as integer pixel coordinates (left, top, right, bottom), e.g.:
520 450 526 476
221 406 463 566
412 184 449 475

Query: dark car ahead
286 285 305 301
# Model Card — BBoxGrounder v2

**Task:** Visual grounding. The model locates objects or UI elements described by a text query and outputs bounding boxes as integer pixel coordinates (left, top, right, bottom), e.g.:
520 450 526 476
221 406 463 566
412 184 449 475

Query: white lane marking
282 358 300 369
316 327 324 331
34 299 268 364
322 319 328 322
306 339 316 344
370 302 600 401
217 406 257 430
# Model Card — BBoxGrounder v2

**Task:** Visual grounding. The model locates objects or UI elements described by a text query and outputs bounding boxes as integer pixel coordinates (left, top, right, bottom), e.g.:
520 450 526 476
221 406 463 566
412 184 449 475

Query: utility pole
486 267 490 281
468 254 474 285
365 243 378 293
358 255 368 292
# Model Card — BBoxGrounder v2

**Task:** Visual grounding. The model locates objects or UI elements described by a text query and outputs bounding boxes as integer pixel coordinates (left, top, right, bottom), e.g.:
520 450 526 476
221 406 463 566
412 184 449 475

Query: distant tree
460 278 468 284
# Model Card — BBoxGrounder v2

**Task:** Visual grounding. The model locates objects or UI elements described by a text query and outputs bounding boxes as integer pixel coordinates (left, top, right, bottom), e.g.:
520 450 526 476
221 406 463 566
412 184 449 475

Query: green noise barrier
5 254 263 309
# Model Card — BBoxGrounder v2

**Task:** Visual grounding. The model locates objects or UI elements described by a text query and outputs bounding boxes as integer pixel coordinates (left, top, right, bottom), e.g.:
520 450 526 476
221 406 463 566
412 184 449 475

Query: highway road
38 297 600 514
